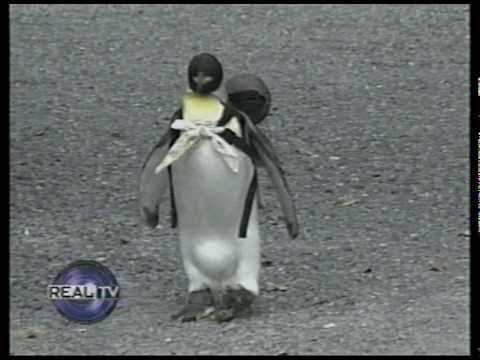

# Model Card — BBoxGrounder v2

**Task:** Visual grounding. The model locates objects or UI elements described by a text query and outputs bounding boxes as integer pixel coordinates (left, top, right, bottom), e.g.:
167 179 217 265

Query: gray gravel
9 4 470 355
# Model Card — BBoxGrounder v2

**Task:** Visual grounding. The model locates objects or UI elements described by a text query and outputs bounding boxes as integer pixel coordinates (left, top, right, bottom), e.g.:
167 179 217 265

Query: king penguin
139 53 299 322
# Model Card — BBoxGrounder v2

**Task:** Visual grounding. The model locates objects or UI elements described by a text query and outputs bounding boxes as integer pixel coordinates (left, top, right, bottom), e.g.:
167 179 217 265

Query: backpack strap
238 169 258 238
167 109 182 229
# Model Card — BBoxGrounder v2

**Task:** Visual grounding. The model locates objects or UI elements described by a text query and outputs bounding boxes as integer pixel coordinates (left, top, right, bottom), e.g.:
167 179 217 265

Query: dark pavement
9 4 470 355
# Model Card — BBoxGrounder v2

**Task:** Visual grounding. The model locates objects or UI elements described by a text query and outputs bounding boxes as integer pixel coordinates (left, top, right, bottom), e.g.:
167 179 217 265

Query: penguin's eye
193 73 213 85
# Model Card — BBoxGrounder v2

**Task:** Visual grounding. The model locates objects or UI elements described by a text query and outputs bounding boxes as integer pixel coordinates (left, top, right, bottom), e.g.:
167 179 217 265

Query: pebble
323 323 337 329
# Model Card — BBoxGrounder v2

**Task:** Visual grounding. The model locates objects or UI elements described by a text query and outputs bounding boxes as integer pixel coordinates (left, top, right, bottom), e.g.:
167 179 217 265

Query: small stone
323 323 337 329
428 256 448 272
261 260 273 267
165 337 172 343
338 199 359 207
266 282 288 292
25 327 47 339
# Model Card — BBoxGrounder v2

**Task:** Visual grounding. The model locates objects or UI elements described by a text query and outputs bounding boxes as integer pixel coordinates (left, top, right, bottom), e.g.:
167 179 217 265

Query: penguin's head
188 53 223 95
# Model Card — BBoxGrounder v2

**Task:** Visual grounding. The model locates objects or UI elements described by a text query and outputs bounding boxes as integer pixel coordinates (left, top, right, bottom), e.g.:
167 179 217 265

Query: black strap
238 169 258 238
219 129 256 160
168 115 181 229
167 165 177 228
216 100 238 127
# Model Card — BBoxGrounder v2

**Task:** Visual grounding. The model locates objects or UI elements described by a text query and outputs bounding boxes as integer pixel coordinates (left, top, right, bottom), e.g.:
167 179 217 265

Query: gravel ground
9 4 470 355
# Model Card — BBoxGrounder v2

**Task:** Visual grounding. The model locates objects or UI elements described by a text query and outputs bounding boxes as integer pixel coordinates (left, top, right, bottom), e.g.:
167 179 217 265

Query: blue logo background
50 260 120 324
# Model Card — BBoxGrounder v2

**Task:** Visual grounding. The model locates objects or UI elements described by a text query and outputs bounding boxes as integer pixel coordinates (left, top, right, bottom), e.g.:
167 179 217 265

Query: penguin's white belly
172 139 259 290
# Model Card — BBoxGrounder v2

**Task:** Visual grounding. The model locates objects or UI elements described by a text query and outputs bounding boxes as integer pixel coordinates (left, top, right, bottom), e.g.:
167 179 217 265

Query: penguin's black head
188 53 223 95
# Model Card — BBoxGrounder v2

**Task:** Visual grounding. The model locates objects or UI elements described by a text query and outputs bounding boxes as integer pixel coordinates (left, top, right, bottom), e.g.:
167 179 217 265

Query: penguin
138 53 299 322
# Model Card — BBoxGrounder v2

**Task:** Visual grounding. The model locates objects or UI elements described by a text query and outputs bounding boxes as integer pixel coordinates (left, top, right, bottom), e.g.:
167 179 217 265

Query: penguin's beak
196 83 206 94
193 73 212 94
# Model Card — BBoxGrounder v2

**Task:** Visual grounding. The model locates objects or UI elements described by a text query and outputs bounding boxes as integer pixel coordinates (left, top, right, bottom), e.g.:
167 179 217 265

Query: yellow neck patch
182 94 224 125
180 93 243 137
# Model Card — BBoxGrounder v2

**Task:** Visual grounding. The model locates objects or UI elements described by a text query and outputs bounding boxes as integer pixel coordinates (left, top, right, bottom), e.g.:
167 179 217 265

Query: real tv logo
48 260 120 324
48 284 120 300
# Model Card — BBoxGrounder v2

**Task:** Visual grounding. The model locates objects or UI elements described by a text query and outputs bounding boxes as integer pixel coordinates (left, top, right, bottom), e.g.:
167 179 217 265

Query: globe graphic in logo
49 260 120 324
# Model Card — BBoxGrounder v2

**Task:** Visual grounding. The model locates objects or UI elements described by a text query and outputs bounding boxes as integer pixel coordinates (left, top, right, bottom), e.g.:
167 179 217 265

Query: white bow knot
154 119 240 175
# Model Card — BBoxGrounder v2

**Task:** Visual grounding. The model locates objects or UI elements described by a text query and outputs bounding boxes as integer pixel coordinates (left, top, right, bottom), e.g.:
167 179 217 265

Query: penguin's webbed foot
222 285 256 316
211 307 235 323
171 288 215 322
207 285 255 323
172 286 256 323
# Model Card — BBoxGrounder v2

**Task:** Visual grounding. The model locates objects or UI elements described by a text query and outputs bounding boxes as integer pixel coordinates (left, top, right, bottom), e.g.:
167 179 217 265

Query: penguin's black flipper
138 109 181 228
240 110 299 239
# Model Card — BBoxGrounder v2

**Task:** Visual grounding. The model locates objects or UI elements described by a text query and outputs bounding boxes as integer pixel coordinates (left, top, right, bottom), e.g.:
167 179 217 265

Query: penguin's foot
172 304 216 323
171 288 214 322
205 285 256 323
223 285 256 315
211 307 235 323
